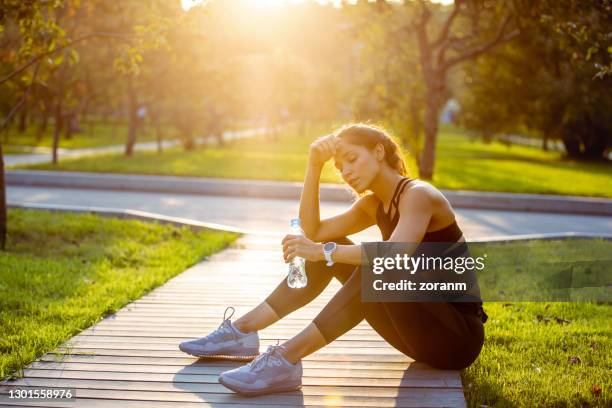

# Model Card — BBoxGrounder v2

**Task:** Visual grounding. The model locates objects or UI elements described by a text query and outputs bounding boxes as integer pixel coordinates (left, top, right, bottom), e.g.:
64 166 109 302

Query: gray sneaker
218 344 302 396
178 307 259 360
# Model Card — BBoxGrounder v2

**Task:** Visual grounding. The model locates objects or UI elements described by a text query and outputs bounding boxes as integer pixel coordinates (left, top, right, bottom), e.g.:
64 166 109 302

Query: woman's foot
219 344 303 396
179 307 260 360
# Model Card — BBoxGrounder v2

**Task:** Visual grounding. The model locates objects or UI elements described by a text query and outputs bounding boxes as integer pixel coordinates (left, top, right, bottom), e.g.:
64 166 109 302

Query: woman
179 123 488 397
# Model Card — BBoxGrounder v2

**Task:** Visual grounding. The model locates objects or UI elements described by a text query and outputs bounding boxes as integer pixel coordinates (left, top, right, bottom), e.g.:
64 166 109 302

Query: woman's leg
233 237 356 334
281 265 484 370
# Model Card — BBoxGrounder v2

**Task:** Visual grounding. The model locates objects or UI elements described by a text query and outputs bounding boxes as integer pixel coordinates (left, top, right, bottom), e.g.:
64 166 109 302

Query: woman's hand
309 134 339 168
282 234 324 263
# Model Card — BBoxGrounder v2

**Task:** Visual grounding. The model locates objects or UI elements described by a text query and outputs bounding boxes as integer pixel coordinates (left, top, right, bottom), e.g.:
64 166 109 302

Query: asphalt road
8 186 611 241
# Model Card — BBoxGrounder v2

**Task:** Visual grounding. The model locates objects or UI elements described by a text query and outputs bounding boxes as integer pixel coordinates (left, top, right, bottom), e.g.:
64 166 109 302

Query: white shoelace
249 344 285 372
205 306 236 339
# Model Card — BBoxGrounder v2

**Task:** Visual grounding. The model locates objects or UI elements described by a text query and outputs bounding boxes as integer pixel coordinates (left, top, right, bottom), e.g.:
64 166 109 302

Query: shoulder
353 193 380 220
397 180 436 212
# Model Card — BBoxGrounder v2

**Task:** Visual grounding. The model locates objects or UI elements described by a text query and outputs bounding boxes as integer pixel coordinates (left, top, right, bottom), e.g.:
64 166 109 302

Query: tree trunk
64 113 74 140
542 133 549 151
409 98 422 160
36 107 49 142
0 142 7 250
125 77 138 157
156 122 163 154
18 107 27 133
52 101 63 164
419 99 441 180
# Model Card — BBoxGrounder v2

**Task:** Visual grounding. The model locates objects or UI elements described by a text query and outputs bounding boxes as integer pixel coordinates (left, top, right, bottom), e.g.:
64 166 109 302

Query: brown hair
334 123 408 176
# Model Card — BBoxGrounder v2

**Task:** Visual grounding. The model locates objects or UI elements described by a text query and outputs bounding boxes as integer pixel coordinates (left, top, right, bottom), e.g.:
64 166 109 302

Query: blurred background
1 0 610 196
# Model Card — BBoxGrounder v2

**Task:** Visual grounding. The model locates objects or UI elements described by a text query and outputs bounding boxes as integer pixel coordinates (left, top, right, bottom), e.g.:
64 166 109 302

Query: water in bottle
287 218 308 288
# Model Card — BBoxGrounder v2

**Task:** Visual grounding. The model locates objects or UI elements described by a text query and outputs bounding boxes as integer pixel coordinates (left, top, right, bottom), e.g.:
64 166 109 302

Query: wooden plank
37 354 416 370
17 368 461 388
71 333 385 342
27 361 457 382
0 387 467 407
50 348 414 363
64 336 390 348
0 380 465 403
54 346 411 357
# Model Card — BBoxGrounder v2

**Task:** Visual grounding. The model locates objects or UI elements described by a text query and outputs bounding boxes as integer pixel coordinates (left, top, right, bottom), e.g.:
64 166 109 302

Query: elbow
302 226 320 242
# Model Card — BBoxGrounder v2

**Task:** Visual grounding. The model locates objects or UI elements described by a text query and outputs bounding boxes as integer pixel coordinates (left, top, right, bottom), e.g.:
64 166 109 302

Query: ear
374 142 385 162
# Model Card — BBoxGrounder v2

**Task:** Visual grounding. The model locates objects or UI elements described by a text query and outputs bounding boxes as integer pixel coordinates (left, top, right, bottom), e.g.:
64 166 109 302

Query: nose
342 169 354 182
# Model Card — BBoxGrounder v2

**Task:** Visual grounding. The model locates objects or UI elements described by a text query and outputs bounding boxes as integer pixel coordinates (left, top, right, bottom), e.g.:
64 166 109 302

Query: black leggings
265 237 485 370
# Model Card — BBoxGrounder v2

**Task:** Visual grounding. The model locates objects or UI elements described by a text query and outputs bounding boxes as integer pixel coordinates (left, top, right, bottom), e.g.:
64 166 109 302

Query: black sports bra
375 177 463 242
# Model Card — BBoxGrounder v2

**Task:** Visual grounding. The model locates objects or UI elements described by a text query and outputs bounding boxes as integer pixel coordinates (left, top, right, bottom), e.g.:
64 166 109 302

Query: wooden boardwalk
1 234 466 407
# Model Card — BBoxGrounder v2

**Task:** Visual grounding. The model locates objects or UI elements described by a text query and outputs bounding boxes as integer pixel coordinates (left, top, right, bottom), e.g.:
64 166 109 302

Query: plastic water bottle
287 218 308 288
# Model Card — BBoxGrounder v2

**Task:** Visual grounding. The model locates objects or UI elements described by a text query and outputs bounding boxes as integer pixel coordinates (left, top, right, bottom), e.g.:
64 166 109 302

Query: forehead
334 139 361 162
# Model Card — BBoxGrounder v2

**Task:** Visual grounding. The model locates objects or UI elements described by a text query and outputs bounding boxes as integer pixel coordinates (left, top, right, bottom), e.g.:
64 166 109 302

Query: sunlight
181 0 455 12
181 0 206 11
182 0 297 12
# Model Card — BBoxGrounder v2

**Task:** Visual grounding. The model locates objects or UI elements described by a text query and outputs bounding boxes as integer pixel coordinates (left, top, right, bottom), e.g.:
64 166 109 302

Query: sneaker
178 306 259 360
218 344 303 396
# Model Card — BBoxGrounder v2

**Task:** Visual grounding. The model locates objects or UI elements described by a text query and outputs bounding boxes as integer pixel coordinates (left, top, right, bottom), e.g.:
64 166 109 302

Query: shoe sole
179 345 259 361
218 377 302 397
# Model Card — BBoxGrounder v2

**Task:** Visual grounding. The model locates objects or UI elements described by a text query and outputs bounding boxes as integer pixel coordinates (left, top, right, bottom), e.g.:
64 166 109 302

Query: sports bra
375 177 463 242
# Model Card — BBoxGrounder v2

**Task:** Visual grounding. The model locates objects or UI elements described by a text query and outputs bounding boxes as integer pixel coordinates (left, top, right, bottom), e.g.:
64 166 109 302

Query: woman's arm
322 189 430 264
298 160 324 240
299 134 375 242
281 235 363 265
283 186 433 265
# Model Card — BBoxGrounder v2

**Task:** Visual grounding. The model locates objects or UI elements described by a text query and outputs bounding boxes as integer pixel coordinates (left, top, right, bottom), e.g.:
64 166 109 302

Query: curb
9 202 612 242
6 169 612 216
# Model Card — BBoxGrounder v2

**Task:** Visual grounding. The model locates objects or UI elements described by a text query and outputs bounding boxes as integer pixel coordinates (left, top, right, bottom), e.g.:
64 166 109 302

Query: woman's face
333 139 382 193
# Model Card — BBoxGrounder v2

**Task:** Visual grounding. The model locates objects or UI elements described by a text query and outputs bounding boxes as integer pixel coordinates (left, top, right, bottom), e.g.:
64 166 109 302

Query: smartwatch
323 242 337 266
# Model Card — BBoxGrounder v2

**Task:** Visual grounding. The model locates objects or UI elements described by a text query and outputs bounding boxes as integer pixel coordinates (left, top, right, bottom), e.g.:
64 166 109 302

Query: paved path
0 234 467 407
3 128 266 167
8 186 612 242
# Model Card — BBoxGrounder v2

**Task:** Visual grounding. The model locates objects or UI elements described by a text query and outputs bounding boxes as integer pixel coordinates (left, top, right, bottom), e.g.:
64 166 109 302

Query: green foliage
0 208 238 379
460 0 612 159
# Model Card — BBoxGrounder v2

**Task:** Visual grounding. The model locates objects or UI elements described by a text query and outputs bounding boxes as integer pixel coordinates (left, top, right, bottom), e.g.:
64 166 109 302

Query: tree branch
441 15 520 71
0 63 41 131
0 32 131 86
431 0 461 49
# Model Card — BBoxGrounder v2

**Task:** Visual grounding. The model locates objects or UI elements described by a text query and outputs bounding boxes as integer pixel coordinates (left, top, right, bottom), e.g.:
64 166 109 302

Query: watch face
324 242 336 252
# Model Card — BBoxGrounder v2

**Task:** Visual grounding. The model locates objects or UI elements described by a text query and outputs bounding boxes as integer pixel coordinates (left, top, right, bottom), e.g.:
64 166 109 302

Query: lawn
463 238 611 407
0 208 238 380
2 121 164 149
17 123 611 197
464 301 610 407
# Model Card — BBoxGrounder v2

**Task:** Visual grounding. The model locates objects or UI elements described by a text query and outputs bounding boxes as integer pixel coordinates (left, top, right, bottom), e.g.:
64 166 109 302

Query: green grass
464 301 610 407
463 238 611 407
15 123 612 197
2 146 29 154
432 127 612 198
2 121 164 149
0 209 238 379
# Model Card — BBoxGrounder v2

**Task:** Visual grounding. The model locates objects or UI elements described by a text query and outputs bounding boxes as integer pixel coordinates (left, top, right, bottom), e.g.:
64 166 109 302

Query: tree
0 0 68 249
460 0 612 159
408 0 520 179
